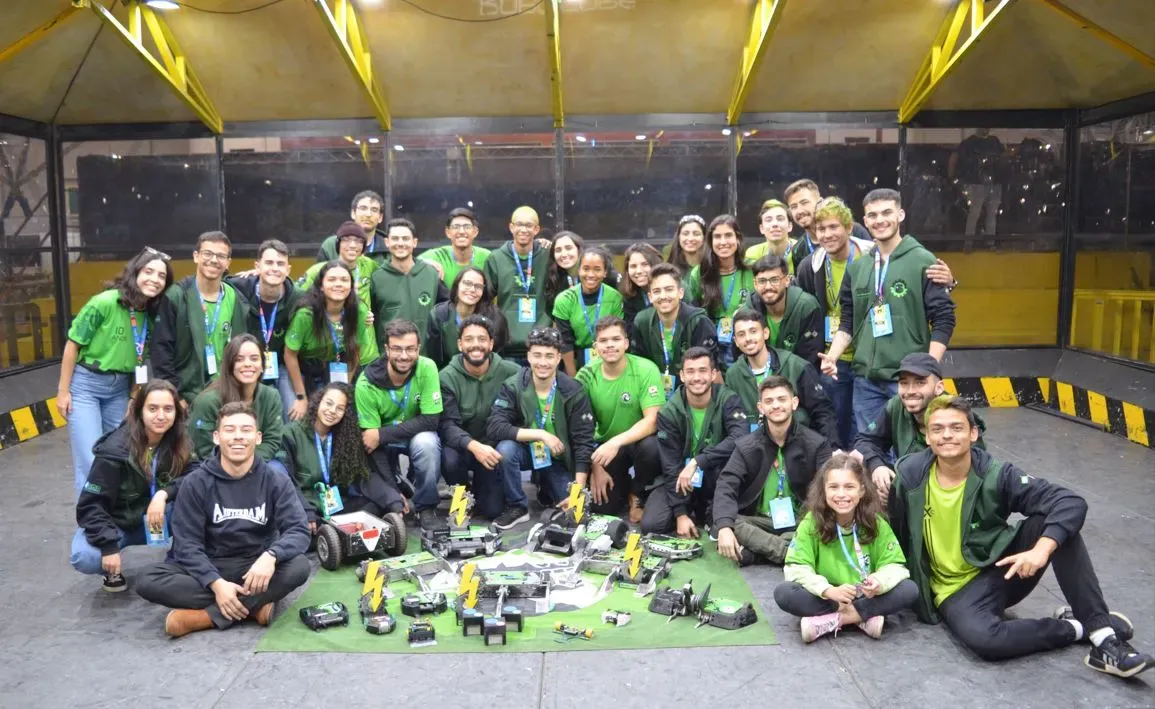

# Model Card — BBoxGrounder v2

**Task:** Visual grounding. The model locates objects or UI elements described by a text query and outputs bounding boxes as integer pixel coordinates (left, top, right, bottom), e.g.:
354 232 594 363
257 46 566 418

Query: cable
52 23 104 124
395 0 546 22
175 0 286 14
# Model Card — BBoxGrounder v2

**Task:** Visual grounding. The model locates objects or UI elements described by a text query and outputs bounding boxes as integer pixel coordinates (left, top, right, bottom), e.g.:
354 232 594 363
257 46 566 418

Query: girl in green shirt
284 261 379 421
59 247 174 497
553 247 625 376
775 452 918 642
686 215 755 369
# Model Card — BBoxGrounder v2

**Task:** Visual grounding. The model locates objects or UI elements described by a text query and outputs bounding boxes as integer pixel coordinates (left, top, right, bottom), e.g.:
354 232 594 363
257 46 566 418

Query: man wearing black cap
854 353 985 498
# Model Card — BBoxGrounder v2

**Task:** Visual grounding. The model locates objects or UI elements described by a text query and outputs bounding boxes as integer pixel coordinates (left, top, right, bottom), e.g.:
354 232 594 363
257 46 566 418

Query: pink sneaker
800 612 842 643
858 616 885 639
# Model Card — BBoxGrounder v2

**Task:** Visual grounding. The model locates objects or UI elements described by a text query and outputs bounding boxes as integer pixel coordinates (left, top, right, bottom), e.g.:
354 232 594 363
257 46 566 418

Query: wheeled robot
316 510 407 571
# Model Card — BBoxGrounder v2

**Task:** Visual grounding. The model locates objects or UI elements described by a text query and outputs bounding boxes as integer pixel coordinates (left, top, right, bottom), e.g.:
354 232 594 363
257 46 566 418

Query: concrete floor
1 408 1153 709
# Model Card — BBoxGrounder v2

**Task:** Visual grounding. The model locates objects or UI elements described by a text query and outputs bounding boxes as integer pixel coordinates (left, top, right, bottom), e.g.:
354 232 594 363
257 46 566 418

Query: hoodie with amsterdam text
168 454 309 589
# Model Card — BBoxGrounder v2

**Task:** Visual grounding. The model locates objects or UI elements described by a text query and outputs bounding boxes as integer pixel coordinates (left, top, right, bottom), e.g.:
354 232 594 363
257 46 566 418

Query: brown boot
165 609 214 638
253 603 275 626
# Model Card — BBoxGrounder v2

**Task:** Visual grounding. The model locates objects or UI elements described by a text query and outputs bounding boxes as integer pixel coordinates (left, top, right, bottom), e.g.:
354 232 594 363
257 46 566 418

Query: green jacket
747 285 824 366
890 447 1088 623
487 369 595 475
855 395 987 474
369 260 448 352
151 276 250 404
483 241 552 356
631 303 719 375
438 353 522 451
187 384 284 462
723 347 839 442
838 236 957 381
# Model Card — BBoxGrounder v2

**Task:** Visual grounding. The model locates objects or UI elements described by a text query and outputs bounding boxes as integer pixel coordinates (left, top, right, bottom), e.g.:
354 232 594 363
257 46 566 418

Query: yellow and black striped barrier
0 396 68 451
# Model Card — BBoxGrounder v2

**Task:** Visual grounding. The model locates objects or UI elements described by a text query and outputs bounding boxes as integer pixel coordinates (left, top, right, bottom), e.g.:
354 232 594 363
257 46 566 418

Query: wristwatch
295 393 305 400
265 549 278 560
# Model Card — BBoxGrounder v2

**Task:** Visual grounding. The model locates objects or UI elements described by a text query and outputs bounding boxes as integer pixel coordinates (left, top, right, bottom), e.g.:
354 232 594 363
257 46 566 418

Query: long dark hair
206 333 262 406
544 230 584 313
699 214 749 316
297 261 361 370
115 247 174 314
305 382 368 488
619 243 662 299
449 266 509 353
804 452 881 545
667 214 706 274
128 379 191 484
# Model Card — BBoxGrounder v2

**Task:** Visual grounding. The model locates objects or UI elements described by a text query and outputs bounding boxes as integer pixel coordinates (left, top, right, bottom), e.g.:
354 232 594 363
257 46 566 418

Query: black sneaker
738 547 758 567
1086 635 1153 678
102 572 127 593
492 506 530 531
1053 606 1134 642
418 508 441 530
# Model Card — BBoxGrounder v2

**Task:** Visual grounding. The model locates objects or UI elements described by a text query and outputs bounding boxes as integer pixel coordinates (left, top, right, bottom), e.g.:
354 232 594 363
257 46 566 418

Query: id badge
686 459 703 489
661 373 675 400
518 297 537 324
329 361 349 384
320 485 345 516
530 441 552 469
581 348 592 366
135 364 150 385
262 351 280 380
749 421 760 433
143 514 171 548
717 316 734 344
204 346 218 376
871 304 894 337
769 496 796 530
824 315 839 344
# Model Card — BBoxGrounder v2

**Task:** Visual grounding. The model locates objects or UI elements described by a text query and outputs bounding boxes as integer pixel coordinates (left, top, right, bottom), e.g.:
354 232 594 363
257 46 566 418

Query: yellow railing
1071 289 1155 363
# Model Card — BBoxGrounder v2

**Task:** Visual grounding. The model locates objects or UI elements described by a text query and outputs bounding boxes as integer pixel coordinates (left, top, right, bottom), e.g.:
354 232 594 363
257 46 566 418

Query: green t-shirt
757 449 793 515
300 256 379 309
537 392 557 435
68 289 152 373
552 284 626 350
786 512 907 587
419 245 492 287
924 463 981 606
744 239 796 274
284 305 379 365
575 354 665 442
689 406 707 453
825 252 856 362
686 266 755 320
354 356 444 428
766 315 782 347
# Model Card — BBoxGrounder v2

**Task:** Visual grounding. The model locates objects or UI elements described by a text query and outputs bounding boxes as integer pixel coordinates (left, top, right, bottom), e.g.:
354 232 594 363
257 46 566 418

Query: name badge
329 361 349 384
135 364 150 385
143 514 171 548
204 346 218 376
661 373 675 400
530 441 552 469
685 458 703 489
870 304 893 338
769 496 796 530
518 297 537 324
824 315 839 344
749 421 760 433
580 348 592 367
717 316 734 344
262 351 279 380
320 484 344 517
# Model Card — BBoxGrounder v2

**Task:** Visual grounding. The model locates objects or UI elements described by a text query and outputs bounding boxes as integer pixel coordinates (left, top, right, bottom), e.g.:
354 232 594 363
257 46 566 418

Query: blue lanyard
873 250 890 302
258 301 279 346
837 524 871 581
772 450 786 497
130 311 148 365
659 319 676 374
722 272 740 312
580 285 604 342
824 242 859 288
148 449 159 497
389 381 412 419
196 288 224 339
510 243 532 295
454 311 462 328
536 379 557 429
314 432 333 485
804 237 815 255
327 317 345 359
643 293 650 307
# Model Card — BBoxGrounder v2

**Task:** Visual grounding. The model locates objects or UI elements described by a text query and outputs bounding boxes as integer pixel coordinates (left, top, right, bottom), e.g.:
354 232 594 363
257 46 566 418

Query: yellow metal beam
899 0 1016 124
1034 0 1155 69
727 0 788 126
87 0 223 133
545 0 564 128
0 4 84 67
313 0 392 131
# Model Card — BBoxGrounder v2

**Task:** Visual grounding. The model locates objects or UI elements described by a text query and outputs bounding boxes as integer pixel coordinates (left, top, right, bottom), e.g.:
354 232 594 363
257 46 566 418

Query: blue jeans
272 366 296 421
853 376 899 435
820 358 857 449
69 367 131 498
497 440 571 508
393 431 441 511
442 446 505 518
70 525 147 575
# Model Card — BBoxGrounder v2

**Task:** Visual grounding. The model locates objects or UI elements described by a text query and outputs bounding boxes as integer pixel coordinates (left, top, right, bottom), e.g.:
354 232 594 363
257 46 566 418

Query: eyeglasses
512 221 538 230
142 246 171 261
387 346 419 357
458 280 485 292
448 223 475 232
755 276 786 287
197 249 230 263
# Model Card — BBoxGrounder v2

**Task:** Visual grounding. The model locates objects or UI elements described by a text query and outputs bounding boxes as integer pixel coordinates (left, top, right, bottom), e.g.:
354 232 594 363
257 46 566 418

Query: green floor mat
256 539 777 653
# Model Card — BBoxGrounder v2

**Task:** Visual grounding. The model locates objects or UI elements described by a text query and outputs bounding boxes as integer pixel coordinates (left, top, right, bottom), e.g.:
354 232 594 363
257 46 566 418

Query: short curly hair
814 196 853 230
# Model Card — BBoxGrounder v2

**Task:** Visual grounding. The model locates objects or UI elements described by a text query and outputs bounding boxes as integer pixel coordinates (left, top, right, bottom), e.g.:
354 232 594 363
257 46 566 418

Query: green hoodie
438 353 522 450
748 285 824 366
420 244 492 287
369 260 447 351
631 303 719 377
187 384 284 462
857 395 987 475
483 240 552 356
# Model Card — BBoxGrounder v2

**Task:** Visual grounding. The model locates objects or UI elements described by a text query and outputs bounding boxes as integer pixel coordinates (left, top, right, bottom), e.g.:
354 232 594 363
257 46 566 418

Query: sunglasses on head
142 246 172 261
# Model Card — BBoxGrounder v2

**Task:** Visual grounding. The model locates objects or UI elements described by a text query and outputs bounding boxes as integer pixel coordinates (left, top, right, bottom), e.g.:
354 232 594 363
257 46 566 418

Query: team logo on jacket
418 292 432 306
213 503 267 525
222 322 233 336
890 280 910 298
783 335 796 349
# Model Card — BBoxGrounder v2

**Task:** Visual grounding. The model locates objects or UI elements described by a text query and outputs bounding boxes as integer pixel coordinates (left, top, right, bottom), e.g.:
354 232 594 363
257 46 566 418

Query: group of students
58 184 1152 679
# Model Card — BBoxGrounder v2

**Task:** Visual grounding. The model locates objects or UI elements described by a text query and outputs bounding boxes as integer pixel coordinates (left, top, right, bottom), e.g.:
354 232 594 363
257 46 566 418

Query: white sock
1089 627 1116 647
1064 618 1084 641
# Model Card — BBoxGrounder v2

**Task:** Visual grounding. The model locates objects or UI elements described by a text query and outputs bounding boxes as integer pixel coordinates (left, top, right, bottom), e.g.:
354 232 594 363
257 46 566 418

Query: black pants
639 467 718 534
365 448 409 513
136 554 311 629
590 435 661 516
936 514 1110 661
774 580 919 619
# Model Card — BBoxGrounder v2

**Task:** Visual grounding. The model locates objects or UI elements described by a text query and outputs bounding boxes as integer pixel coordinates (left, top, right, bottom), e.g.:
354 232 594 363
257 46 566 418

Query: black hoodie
226 274 301 357
169 454 309 588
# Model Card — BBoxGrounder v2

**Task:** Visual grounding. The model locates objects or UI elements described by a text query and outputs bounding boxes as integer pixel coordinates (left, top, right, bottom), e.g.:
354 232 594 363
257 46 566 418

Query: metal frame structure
312 0 392 132
727 0 788 127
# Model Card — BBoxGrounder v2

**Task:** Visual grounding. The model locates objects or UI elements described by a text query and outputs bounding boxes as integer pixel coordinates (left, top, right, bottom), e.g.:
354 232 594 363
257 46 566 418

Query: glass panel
906 127 1066 346
1073 112 1155 363
0 134 58 372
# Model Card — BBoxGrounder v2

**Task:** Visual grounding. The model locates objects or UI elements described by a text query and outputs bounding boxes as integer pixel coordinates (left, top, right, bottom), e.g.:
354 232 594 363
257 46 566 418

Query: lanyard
580 285 604 341
837 524 871 581
148 449 159 497
659 319 676 374
327 317 345 360
314 432 333 485
536 379 557 429
510 243 533 295
804 237 815 255
129 311 148 365
873 250 890 303
454 311 462 328
389 381 412 419
643 293 650 307
197 288 224 340
751 364 769 385
721 271 740 312
772 449 786 498
824 242 859 290
258 300 279 347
